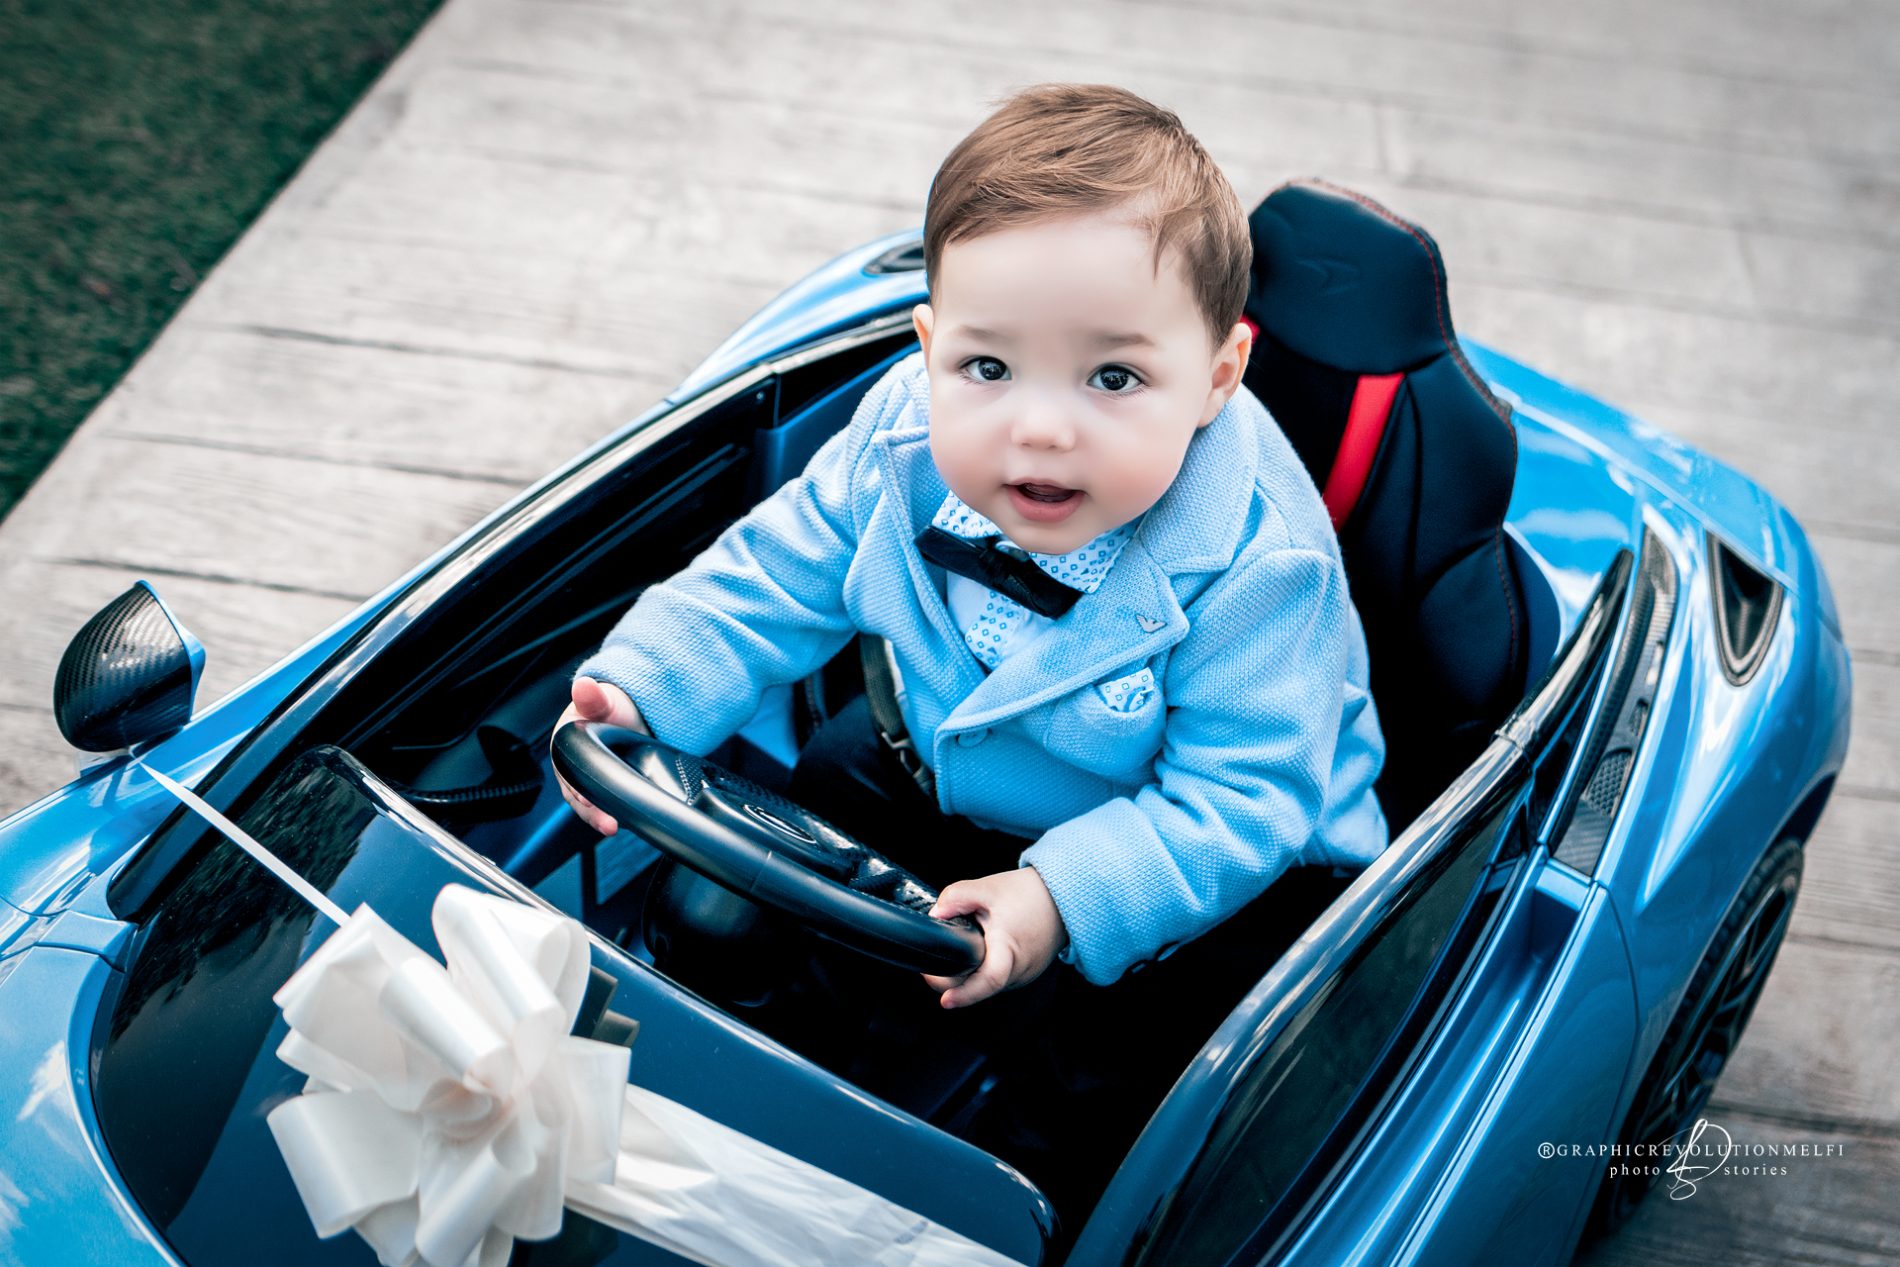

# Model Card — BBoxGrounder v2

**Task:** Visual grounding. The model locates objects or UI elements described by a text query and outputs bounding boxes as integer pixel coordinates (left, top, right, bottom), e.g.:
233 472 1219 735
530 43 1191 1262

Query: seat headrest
1247 181 1454 375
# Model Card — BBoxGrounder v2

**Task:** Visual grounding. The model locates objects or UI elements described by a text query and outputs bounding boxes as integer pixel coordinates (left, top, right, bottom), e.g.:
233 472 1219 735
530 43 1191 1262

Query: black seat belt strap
858 634 936 799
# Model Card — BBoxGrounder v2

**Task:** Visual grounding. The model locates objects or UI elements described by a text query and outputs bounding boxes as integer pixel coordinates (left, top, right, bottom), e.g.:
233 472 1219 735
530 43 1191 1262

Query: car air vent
863 240 926 274
1551 531 1678 875
1709 532 1784 686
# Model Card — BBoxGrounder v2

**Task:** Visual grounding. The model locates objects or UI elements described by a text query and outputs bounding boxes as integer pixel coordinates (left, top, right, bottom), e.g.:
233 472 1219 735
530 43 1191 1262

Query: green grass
0 0 443 522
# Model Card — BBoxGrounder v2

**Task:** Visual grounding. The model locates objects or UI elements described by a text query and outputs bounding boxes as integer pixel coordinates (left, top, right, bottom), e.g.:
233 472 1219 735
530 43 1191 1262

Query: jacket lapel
942 536 1187 730
862 424 986 710
866 379 1266 737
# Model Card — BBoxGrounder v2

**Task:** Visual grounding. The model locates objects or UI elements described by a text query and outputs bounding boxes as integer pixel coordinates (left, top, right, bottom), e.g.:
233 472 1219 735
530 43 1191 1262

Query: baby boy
557 82 1388 1009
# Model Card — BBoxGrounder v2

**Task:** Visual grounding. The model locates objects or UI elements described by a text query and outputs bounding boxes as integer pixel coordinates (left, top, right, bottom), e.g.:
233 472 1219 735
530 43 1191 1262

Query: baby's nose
1011 396 1076 449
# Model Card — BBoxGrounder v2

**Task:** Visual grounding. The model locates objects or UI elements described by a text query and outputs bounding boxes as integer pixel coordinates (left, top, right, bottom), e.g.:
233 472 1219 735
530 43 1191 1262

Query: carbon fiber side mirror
54 581 205 752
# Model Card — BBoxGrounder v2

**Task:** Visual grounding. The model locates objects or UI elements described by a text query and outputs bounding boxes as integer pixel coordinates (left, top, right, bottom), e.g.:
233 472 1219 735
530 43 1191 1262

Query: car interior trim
1548 531 1679 874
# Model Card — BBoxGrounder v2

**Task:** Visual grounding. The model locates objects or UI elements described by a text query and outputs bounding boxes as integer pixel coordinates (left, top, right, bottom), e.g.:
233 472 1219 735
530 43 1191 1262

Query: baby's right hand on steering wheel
554 677 649 835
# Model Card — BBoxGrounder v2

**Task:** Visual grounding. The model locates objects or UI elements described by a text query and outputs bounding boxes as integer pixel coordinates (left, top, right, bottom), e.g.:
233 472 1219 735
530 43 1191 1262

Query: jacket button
956 729 989 747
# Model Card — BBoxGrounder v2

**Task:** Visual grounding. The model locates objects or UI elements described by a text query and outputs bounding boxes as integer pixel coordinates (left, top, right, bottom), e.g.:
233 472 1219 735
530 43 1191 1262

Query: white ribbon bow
266 885 1027 1267
267 885 624 1267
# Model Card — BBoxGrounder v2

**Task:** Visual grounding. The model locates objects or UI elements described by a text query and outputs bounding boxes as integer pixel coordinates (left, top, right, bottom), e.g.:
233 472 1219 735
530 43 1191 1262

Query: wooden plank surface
0 0 1894 1261
1378 107 1900 247
0 554 358 817
0 556 357 713
1712 934 1900 1133
1789 793 1900 956
91 326 672 483
1570 1115 1900 1266
1809 534 1900 652
0 433 515 600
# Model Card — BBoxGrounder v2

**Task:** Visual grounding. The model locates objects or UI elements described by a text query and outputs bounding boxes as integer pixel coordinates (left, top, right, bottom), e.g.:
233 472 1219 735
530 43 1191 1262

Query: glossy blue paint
1264 438 1841 1263
1289 432 1841 1263
670 227 930 403
0 221 1853 1266
1502 388 1646 626
1468 344 1797 582
1592 498 1849 1090
1280 874 1637 1266
0 944 177 1266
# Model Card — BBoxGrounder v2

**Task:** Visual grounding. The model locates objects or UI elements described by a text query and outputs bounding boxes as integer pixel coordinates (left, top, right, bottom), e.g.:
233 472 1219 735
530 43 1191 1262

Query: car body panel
0 943 178 1267
1278 876 1637 1267
1461 346 1803 589
1589 501 1849 1100
670 229 928 405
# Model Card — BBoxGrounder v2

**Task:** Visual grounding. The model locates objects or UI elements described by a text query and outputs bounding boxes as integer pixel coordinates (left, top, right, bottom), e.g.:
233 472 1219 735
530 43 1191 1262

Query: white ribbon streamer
267 884 1027 1267
140 761 349 926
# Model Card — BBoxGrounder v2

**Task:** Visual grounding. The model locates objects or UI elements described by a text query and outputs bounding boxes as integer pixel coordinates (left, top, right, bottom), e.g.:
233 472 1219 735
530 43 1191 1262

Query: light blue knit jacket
577 352 1388 984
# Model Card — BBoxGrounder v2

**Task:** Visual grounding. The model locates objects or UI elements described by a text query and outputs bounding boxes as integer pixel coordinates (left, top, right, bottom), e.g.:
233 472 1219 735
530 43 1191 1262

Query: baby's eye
1089 364 1143 394
960 356 1010 384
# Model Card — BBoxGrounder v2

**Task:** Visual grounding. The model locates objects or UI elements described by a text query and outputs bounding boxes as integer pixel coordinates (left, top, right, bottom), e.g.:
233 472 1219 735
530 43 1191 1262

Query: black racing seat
1240 181 1530 832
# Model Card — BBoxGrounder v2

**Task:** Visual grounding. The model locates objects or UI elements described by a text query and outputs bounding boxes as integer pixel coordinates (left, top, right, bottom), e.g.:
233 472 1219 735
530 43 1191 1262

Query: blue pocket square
1096 667 1157 713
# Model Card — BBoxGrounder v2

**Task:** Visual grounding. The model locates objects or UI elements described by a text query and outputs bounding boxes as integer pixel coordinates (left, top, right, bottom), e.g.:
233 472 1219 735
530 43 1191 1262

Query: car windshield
92 745 1044 1266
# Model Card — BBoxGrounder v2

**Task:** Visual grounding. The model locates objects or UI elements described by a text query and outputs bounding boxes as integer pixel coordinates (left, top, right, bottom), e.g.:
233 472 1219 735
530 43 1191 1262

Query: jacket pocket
1095 666 1157 713
1042 667 1167 781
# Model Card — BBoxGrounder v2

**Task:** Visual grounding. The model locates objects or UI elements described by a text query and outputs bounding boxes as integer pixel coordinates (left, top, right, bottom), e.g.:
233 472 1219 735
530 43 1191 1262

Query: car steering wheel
551 720 985 976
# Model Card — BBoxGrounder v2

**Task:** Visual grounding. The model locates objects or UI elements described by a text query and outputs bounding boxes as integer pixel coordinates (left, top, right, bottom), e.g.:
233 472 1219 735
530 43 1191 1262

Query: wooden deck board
1452 283 1900 435
1191 0 1900 98
191 204 893 380
89 326 671 485
0 708 91 824
1789 793 1900 955
1808 534 1900 655
0 0 1893 1259
0 557 356 714
1710 934 1900 1133
1838 662 1899 798
0 434 514 601
1571 1115 1900 1266
853 1 1900 155
1378 106 1900 248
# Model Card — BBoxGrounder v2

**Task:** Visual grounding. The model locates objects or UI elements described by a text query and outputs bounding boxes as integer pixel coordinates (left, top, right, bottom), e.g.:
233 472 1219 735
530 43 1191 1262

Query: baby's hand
553 677 650 835
923 866 1069 1008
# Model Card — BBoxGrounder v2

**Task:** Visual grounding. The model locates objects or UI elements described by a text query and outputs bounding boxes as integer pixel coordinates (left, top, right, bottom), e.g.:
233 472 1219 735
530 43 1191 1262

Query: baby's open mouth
1013 482 1078 504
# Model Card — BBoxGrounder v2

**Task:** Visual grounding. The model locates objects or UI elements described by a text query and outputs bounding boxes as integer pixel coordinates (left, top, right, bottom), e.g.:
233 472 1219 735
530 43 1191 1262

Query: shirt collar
928 491 1138 596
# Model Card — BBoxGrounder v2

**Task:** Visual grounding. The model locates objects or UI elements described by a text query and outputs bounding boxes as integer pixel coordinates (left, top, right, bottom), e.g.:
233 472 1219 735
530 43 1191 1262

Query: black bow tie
915 526 1086 619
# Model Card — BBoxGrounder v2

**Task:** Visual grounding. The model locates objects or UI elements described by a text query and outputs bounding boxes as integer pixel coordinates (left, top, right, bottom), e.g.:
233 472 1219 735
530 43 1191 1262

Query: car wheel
1582 835 1803 1243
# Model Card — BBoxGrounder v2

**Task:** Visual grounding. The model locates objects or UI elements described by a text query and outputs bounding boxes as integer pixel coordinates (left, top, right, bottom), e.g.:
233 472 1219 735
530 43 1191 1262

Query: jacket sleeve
573 365 917 755
1020 545 1351 985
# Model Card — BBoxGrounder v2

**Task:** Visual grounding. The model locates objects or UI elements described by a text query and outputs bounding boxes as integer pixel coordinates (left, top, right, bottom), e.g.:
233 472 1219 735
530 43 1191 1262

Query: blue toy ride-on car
0 182 1851 1266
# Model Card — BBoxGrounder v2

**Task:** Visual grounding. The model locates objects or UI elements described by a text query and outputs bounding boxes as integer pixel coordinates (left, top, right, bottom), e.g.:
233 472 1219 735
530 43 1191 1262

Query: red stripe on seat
1322 372 1402 529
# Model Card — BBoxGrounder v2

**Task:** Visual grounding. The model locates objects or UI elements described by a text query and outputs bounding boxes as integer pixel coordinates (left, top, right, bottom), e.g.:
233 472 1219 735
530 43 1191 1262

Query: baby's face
913 208 1249 556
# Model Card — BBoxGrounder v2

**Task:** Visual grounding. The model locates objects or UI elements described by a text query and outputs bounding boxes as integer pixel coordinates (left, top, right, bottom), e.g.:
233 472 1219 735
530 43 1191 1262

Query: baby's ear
912 303 935 360
1198 321 1253 426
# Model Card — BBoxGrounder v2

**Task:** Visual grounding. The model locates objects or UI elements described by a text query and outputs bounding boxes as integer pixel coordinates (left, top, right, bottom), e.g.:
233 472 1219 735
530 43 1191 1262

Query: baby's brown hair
923 83 1252 350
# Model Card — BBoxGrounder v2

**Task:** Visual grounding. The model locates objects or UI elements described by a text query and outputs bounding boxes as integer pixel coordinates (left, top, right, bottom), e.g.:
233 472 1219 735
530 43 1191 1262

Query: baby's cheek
929 416 988 498
1095 442 1185 510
